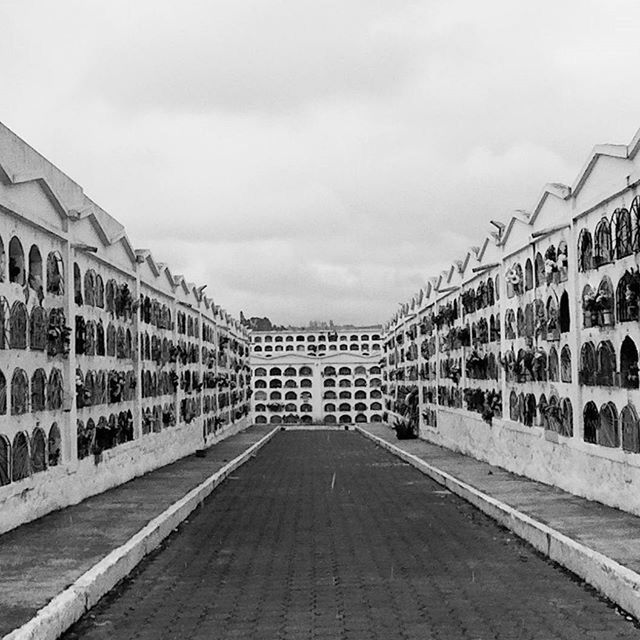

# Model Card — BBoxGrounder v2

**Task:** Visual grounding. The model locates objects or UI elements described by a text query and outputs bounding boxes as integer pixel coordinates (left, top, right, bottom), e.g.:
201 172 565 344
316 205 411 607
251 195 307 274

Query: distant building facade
250 326 383 424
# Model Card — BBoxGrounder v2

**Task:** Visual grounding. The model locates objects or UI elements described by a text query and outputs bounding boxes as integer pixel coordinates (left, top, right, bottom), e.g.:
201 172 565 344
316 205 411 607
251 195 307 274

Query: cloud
1 0 640 325
82 0 421 115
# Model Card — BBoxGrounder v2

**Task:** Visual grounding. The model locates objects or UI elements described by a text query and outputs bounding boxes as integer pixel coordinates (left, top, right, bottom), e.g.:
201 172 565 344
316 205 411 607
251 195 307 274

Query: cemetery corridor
63 431 638 640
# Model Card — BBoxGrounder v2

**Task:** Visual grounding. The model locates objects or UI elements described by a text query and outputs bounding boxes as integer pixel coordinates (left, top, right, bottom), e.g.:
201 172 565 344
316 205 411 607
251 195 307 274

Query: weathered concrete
0 424 277 640
63 430 638 640
358 423 640 620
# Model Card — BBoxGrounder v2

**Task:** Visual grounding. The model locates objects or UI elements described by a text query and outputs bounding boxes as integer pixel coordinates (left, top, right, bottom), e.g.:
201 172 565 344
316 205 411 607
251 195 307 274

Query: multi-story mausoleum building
250 326 384 425
0 122 251 533
384 126 640 518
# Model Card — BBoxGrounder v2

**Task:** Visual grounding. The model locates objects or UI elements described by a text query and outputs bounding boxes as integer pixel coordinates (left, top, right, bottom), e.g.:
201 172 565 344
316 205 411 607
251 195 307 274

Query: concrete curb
356 426 640 619
280 425 352 431
3 427 280 640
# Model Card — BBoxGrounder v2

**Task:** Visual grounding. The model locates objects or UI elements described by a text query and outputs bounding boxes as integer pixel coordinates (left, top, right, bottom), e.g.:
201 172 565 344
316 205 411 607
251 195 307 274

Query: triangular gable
626 126 640 159
137 258 159 285
101 233 136 271
173 275 190 296
449 263 464 288
72 215 110 250
137 254 177 299
116 233 137 265
572 143 628 200
477 235 500 265
0 174 69 230
136 250 160 277
0 121 87 208
144 253 160 278
72 211 136 270
156 263 177 290
529 183 571 227
474 238 490 262
446 264 457 284
459 251 473 276
500 213 533 255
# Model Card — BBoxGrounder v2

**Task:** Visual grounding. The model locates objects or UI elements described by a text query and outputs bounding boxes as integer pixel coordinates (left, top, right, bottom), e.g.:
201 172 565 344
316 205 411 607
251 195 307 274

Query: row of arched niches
252 364 382 422
0 233 250 490
390 198 640 454
0 234 70 488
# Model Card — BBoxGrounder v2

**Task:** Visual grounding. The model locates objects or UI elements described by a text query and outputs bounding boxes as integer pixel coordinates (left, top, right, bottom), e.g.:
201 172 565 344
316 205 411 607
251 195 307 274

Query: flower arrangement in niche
623 268 640 319
596 290 613 326
532 348 547 381
582 290 597 327
557 248 568 274
547 306 559 340
505 266 522 294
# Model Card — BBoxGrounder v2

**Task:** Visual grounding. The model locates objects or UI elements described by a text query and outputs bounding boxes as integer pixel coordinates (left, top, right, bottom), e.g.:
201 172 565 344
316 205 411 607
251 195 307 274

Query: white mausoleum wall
421 409 640 516
0 408 249 535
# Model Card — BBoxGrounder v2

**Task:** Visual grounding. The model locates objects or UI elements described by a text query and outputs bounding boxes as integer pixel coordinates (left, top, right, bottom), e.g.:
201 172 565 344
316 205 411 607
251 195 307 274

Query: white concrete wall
0 415 250 534
420 402 640 517
385 127 640 518
0 120 252 534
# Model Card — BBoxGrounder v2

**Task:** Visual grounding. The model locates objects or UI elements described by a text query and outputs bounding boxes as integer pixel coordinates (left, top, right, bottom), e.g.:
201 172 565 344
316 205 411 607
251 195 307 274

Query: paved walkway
360 424 640 576
0 424 274 638
62 430 637 640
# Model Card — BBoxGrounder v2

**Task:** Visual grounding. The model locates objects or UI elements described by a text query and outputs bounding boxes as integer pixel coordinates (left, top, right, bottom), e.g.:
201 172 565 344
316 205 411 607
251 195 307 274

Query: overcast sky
1 1 639 326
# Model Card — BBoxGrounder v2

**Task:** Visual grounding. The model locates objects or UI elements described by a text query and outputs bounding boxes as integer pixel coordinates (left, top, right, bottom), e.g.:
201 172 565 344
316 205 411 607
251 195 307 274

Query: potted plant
532 348 547 382
450 362 461 384
545 246 558 284
626 362 639 388
624 269 640 319
596 290 613 327
557 249 568 280
547 307 559 341
583 291 597 327
544 258 556 284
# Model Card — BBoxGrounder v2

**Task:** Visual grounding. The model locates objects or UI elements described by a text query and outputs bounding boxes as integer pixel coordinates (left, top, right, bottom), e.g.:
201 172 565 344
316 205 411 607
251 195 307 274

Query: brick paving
0 424 274 638
63 431 639 640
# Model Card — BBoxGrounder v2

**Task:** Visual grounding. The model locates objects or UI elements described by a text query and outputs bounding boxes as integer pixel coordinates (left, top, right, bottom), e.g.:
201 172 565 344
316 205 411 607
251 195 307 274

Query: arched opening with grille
621 404 640 453
548 347 558 382
9 237 25 285
620 336 639 389
534 252 545 287
31 428 47 473
560 346 572 383
577 229 593 272
560 398 573 437
579 342 596 386
583 401 599 444
524 259 534 290
559 291 570 333
12 432 30 481
596 340 616 387
613 207 633 259
509 390 519 422
594 218 613 266
598 402 619 448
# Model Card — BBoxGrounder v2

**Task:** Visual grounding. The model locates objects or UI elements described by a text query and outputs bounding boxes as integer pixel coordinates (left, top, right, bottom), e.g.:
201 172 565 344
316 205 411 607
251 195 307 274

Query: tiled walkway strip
356 424 640 620
1 425 279 640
